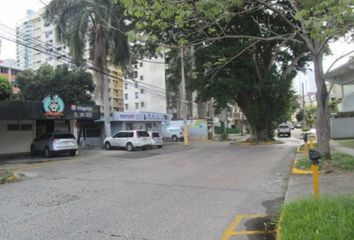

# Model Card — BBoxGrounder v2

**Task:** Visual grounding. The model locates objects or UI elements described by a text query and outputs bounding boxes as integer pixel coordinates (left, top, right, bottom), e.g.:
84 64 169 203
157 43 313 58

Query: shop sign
70 105 94 118
43 95 64 117
113 112 170 122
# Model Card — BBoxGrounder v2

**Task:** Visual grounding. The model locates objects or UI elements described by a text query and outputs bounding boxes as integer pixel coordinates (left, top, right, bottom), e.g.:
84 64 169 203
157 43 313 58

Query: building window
135 82 138 88
125 104 129 110
135 92 139 99
124 83 128 90
141 89 144 94
133 71 137 78
135 103 139 109
7 124 20 131
124 94 128 100
141 102 145 107
140 75 144 81
140 62 143 67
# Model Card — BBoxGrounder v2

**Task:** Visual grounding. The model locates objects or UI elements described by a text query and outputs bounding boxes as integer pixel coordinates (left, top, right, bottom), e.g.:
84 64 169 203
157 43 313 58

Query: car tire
44 147 52 158
105 142 112 150
126 143 134 152
30 145 36 156
157 146 162 149
172 135 178 142
69 151 76 157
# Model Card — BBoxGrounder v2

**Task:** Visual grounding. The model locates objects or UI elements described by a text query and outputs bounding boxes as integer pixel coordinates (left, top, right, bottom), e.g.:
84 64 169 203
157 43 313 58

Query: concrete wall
0 120 35 154
330 117 354 139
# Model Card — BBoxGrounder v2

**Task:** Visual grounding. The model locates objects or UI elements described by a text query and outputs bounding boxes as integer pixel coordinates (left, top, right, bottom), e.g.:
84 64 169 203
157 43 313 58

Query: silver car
148 131 164 148
31 132 78 158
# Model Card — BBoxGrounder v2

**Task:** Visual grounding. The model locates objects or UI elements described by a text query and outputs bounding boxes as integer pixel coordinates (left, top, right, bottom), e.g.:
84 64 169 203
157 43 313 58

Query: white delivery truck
161 126 184 142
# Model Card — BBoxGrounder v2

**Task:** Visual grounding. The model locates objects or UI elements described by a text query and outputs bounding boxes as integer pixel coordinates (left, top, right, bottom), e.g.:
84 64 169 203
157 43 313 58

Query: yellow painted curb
291 160 312 175
7 175 17 183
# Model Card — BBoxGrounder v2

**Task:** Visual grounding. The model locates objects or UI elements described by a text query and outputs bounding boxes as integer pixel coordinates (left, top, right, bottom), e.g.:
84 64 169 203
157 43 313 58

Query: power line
0 24 189 103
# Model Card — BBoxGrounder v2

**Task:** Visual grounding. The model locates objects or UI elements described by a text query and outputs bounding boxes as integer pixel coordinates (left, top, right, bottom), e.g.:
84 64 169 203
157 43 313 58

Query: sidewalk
284 141 354 203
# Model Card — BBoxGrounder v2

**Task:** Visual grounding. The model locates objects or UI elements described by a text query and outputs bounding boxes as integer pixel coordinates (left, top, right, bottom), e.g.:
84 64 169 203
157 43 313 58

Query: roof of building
325 58 354 85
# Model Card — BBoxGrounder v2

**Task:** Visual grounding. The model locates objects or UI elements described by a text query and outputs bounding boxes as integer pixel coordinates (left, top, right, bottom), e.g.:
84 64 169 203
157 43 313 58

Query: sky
0 0 353 95
0 0 50 58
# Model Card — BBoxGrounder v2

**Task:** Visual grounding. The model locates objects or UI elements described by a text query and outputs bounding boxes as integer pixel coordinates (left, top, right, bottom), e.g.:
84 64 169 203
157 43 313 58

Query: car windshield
53 133 75 139
152 132 160 138
137 131 149 137
279 126 289 129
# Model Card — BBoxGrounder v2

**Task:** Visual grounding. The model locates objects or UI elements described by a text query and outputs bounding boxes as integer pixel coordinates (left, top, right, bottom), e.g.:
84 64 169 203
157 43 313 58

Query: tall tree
0 75 11 100
16 64 94 104
191 7 309 141
45 0 132 137
253 0 354 158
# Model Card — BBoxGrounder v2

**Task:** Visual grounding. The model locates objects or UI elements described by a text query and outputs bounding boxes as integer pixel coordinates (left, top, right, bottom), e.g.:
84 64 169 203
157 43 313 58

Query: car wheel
105 142 112 150
157 146 162 149
30 145 36 156
126 143 134 152
288 133 291 137
44 147 52 158
69 151 76 157
172 135 178 142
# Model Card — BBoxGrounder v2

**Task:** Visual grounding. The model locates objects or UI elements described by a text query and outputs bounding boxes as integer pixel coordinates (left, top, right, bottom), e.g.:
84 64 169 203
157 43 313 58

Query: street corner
222 214 277 240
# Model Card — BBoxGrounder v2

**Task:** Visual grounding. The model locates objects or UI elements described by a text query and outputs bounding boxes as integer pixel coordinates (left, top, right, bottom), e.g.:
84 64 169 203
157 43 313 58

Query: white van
161 126 184 142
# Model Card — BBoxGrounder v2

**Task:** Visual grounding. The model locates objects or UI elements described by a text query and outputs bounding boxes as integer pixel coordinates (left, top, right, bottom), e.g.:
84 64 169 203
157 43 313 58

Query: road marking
221 214 276 240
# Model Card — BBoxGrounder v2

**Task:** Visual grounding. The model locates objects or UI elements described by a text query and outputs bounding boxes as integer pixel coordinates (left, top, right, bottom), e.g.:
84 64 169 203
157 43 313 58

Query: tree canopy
16 64 94 104
0 75 11 100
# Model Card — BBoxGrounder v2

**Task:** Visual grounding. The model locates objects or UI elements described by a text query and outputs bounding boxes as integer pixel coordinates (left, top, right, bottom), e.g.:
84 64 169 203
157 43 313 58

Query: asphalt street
0 136 302 240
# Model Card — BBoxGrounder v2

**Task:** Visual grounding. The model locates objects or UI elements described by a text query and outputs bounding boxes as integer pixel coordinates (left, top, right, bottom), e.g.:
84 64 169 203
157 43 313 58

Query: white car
104 130 152 151
277 124 291 137
148 131 164 148
31 132 78 158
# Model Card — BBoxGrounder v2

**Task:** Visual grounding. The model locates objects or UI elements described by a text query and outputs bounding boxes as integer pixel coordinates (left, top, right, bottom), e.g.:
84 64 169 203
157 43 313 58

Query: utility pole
302 82 307 129
180 46 189 145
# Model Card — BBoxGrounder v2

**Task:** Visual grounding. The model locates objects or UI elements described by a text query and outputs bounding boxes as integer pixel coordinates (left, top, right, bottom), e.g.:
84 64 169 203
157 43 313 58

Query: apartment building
124 57 167 114
16 8 124 114
0 59 22 94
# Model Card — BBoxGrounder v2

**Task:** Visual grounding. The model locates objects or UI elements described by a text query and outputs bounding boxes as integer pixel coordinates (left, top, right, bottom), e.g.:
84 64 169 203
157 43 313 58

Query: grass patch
337 139 354 149
298 143 317 152
294 157 324 170
0 170 14 184
295 151 354 172
279 195 354 240
329 151 354 171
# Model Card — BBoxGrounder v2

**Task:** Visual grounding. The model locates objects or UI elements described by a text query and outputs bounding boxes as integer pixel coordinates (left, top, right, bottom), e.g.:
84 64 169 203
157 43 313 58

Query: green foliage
16 64 94 104
191 4 310 141
279 195 354 240
296 109 304 122
0 75 12 100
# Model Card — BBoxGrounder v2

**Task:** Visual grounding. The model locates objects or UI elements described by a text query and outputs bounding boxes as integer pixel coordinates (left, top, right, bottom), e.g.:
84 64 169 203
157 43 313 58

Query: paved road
0 137 301 240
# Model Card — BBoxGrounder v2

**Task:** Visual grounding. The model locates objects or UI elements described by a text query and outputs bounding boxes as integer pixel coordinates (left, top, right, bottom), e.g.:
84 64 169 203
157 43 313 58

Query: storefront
111 112 170 134
0 96 100 155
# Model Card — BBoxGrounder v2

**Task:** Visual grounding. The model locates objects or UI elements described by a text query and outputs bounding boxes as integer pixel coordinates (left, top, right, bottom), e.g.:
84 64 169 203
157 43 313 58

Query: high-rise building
16 8 124 114
124 57 167 114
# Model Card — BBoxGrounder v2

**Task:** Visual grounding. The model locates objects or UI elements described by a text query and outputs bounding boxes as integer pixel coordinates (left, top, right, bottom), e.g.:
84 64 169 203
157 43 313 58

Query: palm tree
45 0 131 137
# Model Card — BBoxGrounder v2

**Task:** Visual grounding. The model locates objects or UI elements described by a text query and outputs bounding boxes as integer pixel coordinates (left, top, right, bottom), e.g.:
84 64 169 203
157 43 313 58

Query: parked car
277 124 291 137
161 126 184 142
31 132 78 158
148 131 164 148
104 130 152 151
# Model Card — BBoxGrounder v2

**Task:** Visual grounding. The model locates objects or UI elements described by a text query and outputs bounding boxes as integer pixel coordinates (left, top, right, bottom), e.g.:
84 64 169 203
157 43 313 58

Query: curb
291 160 313 175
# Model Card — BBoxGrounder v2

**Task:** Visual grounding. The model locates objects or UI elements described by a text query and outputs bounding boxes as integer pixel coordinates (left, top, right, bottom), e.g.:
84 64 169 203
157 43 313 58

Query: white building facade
124 57 167 114
16 9 69 70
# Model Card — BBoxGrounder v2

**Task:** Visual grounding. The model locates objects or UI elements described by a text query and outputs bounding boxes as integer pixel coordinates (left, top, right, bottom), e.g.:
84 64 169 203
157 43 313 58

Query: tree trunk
313 53 331 159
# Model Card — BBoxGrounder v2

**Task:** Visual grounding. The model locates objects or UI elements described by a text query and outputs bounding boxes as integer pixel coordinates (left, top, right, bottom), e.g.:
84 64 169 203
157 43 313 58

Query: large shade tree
45 0 132 137
16 64 94 104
